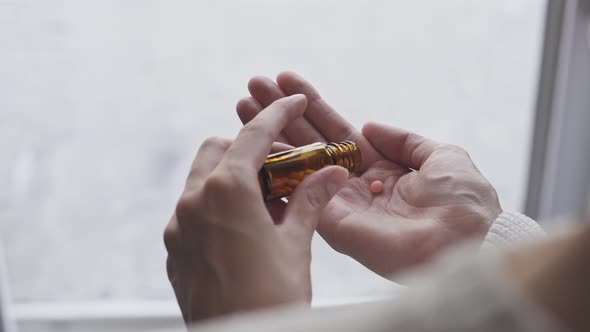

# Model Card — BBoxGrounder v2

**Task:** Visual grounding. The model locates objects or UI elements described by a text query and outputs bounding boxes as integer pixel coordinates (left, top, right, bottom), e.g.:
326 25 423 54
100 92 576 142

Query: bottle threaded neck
326 141 362 173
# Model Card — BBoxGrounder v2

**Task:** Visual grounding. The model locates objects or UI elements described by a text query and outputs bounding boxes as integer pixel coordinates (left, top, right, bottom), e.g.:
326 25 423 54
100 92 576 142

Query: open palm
236 72 502 277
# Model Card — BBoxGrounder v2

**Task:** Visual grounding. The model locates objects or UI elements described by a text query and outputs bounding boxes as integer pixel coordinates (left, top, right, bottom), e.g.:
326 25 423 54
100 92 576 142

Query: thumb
283 166 348 231
362 122 441 170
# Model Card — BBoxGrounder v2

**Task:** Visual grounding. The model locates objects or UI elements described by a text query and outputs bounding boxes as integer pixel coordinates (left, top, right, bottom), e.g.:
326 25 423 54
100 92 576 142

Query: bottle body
259 141 361 200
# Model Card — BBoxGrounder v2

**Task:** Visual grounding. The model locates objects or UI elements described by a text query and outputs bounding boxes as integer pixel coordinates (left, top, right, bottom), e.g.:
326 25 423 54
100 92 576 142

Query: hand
164 95 348 322
236 72 503 277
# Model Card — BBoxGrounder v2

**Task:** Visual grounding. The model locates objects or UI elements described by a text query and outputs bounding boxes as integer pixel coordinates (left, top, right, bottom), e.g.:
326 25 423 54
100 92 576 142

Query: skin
236 71 503 277
164 95 349 322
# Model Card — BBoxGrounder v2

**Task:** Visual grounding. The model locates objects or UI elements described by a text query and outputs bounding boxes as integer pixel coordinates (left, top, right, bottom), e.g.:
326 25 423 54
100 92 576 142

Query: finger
282 166 348 232
247 76 285 107
187 139 290 188
266 199 287 224
362 122 442 170
221 94 307 172
236 96 289 143
186 137 232 189
236 96 262 123
248 76 325 144
276 71 381 168
276 71 361 144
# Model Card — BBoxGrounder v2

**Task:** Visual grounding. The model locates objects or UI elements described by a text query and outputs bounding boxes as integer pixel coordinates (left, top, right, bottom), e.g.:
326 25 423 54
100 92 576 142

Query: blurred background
3 0 588 331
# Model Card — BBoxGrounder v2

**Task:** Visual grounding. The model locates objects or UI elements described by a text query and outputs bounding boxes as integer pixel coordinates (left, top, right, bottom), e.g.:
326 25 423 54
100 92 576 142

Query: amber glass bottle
259 141 362 200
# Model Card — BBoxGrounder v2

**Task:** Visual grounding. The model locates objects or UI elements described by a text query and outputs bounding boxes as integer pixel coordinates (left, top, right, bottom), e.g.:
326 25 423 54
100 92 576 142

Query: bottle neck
325 141 362 173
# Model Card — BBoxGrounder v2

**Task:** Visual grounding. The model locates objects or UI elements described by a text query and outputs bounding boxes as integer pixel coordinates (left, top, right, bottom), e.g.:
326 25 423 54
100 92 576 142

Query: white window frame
10 297 385 331
525 0 590 222
0 246 16 332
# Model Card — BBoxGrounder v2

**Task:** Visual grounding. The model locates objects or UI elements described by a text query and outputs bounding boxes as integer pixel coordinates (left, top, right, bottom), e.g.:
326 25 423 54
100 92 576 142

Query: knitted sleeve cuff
481 211 545 251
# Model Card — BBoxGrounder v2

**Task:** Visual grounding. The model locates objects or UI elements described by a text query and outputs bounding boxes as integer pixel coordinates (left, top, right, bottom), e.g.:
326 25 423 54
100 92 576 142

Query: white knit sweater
188 212 568 332
481 211 546 251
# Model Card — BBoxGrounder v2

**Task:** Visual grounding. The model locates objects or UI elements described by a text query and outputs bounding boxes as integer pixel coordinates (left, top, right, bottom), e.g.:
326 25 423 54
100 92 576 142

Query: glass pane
0 0 546 303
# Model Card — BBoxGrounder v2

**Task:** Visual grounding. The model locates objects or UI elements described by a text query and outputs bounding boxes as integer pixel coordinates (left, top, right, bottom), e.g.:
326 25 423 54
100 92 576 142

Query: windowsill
12 296 388 323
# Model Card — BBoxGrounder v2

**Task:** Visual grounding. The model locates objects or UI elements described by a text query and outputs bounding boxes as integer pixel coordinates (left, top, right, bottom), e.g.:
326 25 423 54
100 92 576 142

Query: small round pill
369 180 384 194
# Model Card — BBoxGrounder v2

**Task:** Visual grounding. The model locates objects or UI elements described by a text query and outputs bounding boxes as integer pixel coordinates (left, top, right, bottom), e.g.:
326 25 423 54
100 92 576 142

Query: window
0 0 547 328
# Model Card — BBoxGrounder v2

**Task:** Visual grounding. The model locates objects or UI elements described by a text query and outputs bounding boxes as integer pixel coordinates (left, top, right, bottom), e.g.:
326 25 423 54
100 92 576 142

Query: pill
370 180 384 194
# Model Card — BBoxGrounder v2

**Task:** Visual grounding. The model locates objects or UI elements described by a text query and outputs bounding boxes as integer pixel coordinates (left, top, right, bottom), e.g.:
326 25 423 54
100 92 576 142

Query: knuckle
243 121 273 141
423 172 455 186
201 174 237 213
185 168 199 185
202 173 233 195
163 221 179 253
225 159 255 177
175 191 199 223
441 144 470 158
201 136 230 150
224 165 259 196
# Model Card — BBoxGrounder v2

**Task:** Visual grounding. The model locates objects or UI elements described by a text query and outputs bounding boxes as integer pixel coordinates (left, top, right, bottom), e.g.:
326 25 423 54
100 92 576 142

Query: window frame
0 246 16 332
525 0 590 222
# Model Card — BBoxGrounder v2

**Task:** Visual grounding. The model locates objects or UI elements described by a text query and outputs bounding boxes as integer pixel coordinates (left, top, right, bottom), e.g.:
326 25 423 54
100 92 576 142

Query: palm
324 160 409 236
237 72 502 276
324 146 501 276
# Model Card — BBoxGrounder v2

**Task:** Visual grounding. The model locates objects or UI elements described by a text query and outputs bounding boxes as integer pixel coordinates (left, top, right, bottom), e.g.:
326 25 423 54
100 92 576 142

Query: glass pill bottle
259 141 362 200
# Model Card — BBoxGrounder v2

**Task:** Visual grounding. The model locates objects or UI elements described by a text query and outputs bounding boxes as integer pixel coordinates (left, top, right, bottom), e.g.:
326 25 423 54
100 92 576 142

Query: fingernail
290 94 306 102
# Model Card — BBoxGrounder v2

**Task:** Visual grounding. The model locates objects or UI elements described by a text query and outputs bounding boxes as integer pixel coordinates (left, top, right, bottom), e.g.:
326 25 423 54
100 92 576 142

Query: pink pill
369 180 383 194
